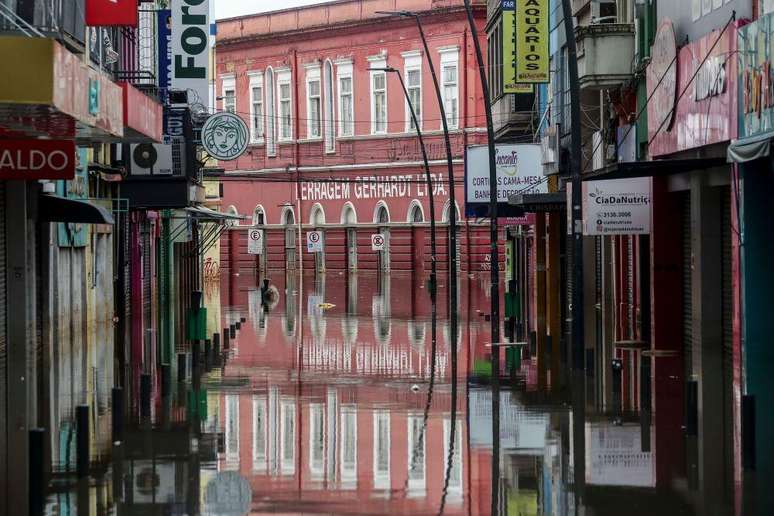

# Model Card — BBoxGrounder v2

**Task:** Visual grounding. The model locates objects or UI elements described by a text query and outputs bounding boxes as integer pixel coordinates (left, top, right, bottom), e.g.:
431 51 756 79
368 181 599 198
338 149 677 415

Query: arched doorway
341 203 358 271
408 200 425 274
310 204 326 273
282 207 296 270
375 202 390 272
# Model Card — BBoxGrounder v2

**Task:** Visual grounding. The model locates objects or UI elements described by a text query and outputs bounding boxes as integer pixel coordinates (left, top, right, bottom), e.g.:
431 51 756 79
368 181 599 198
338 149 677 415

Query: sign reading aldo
172 0 210 115
248 228 264 255
582 178 652 236
0 140 75 180
307 231 323 253
371 234 385 251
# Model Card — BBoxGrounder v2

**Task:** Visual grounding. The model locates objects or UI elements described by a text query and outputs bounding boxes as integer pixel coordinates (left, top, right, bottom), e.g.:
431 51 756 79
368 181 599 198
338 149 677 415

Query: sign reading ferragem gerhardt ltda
515 0 549 84
0 140 75 180
582 178 652 236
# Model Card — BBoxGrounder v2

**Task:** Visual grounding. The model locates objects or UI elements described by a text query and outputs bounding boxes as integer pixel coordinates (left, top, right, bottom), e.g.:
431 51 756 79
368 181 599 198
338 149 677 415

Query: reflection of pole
462 1 501 513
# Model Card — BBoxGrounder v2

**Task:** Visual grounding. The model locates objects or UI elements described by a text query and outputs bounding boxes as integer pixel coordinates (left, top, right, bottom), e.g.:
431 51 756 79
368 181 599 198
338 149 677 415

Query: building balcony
493 94 536 141
575 23 635 91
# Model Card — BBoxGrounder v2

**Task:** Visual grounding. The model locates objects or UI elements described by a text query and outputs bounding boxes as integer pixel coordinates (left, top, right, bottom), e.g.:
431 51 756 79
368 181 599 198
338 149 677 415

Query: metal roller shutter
0 181 6 501
720 186 733 495
682 193 693 377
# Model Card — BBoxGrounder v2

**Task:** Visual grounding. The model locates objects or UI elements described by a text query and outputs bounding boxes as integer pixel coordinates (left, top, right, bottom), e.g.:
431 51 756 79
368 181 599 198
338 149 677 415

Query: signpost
306 231 323 253
247 228 264 255
582 178 652 235
371 234 385 251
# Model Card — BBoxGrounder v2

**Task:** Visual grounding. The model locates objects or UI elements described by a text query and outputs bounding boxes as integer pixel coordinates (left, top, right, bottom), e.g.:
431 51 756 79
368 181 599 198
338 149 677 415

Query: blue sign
57 148 90 247
157 10 173 101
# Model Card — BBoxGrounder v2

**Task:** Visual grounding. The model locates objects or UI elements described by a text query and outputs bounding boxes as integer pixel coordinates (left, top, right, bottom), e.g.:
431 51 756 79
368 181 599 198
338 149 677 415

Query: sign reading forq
0 140 75 180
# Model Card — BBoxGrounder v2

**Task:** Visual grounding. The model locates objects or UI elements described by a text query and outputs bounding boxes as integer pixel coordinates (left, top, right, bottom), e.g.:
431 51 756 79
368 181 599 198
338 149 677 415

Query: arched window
310 203 326 226
442 201 462 224
265 67 276 156
324 60 335 153
282 207 295 226
374 202 390 224
341 202 357 225
408 200 424 223
252 205 266 226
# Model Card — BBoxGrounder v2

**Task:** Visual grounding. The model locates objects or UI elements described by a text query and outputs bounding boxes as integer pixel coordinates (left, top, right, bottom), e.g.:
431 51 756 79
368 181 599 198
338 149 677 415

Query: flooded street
38 271 738 515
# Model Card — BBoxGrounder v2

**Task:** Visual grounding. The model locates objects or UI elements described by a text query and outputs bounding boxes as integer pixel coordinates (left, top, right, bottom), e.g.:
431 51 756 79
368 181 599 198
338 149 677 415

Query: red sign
0 140 76 180
120 82 163 142
86 0 139 27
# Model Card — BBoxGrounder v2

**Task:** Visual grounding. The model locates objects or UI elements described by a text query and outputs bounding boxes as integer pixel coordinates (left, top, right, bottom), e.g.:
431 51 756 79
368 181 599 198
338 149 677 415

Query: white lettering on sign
299 174 447 201
695 55 726 102
0 150 70 171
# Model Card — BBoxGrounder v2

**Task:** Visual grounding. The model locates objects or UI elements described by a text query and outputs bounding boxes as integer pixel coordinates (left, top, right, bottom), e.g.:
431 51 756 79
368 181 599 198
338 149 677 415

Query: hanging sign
86 0 139 27
502 1 536 93
0 139 75 180
248 228 264 255
172 0 210 115
307 231 324 253
515 0 549 83
201 112 249 161
582 178 652 235
371 234 386 251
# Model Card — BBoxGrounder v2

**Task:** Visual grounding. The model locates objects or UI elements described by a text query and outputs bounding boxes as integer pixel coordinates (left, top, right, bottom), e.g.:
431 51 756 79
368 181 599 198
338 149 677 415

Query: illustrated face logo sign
201 112 249 161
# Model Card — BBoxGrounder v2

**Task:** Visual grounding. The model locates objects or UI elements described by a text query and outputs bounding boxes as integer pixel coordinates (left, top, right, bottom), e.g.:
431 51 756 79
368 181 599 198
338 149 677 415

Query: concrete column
690 176 725 506
6 181 30 516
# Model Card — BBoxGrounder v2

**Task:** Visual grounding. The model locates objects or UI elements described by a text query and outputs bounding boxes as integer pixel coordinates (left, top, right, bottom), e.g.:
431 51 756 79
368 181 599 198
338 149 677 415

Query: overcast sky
215 0 339 20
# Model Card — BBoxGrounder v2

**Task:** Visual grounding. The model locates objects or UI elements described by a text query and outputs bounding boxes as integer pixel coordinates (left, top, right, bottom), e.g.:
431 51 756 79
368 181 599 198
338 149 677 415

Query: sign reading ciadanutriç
582 178 652 236
465 144 547 210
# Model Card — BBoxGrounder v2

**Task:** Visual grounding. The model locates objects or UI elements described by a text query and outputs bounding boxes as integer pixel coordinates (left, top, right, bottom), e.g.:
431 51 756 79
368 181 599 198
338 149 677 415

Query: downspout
293 48 304 299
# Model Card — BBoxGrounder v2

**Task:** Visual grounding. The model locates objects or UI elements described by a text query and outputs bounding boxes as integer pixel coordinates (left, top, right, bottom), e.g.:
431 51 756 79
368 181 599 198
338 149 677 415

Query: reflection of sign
172 0 210 115
307 231 323 253
86 0 139 27
248 228 264 255
647 19 678 137
203 471 252 515
0 139 75 180
515 0 549 83
465 144 547 207
201 112 249 160
586 423 655 488
583 178 652 235
371 234 385 251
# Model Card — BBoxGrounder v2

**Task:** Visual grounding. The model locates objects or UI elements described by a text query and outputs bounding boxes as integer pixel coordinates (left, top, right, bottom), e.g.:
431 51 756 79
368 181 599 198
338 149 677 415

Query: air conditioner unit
130 143 176 175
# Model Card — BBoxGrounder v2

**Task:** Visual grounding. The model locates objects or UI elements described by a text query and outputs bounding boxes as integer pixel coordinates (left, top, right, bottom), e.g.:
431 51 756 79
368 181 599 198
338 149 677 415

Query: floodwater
40 271 742 515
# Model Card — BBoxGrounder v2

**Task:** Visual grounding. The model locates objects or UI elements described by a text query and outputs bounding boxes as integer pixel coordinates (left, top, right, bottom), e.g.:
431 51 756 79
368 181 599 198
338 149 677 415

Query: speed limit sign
248 228 264 255
371 234 385 251
307 231 323 253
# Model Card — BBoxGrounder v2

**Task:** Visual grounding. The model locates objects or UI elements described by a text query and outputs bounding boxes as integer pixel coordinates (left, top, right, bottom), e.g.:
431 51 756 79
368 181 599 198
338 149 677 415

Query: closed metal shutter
0 181 6 498
720 186 733 495
681 193 693 377
142 222 151 369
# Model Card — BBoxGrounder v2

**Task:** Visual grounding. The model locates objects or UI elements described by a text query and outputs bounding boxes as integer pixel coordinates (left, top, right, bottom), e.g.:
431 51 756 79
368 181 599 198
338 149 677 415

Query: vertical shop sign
515 0 549 83
503 1 534 93
172 0 210 115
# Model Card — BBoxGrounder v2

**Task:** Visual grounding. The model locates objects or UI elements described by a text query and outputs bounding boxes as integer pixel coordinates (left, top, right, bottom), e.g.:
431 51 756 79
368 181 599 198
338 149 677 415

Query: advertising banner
582 178 651 236
738 14 774 139
248 228 264 255
172 0 210 115
86 0 138 27
465 144 547 217
515 0 549 83
502 1 534 94
0 139 75 180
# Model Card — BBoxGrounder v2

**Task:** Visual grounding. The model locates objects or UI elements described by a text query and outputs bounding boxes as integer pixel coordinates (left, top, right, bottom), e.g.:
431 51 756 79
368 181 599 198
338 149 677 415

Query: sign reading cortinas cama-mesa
465 144 547 205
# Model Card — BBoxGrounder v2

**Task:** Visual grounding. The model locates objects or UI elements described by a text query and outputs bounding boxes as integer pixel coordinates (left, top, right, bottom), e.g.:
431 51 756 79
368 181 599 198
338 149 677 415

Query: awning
583 157 728 181
39 194 115 224
185 205 247 222
508 192 566 212
727 131 774 163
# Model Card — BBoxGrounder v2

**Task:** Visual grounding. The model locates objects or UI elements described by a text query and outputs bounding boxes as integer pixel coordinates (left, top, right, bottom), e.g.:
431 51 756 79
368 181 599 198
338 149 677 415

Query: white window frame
373 410 391 490
340 406 358 487
220 73 236 114
336 59 354 137
276 68 293 142
248 71 264 144
407 414 426 496
305 63 322 140
323 60 336 153
252 396 267 472
439 47 460 130
368 55 388 135
265 67 276 156
402 51 422 133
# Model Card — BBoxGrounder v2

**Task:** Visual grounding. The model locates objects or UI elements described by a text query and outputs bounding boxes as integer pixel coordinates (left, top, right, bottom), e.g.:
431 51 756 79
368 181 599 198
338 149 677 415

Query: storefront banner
515 0 549 83
172 0 210 115
465 144 547 207
0 139 75 180
738 13 774 139
582 178 651 236
502 1 534 94
86 0 139 27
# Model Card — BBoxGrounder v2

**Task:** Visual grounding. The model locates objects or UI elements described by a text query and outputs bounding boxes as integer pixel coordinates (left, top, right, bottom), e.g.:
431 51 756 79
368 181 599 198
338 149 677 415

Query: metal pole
462 2 501 514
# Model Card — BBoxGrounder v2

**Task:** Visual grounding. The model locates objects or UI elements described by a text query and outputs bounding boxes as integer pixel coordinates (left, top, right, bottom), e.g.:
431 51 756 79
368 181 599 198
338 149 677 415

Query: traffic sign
307 231 324 253
248 228 263 255
371 234 385 251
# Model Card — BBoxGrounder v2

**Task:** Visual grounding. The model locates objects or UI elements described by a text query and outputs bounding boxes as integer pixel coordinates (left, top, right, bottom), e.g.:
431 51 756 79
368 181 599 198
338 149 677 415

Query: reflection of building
215 0 498 274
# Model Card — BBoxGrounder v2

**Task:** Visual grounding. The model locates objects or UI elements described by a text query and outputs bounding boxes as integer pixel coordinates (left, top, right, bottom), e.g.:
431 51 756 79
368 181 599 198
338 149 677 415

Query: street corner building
214 0 497 276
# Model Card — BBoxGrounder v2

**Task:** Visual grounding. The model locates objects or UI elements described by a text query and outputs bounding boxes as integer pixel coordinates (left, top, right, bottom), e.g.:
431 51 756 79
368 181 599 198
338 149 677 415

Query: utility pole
462 1 501 514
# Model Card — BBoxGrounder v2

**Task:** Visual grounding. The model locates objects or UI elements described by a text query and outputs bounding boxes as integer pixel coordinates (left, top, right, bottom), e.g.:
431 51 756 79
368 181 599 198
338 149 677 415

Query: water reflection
40 270 742 515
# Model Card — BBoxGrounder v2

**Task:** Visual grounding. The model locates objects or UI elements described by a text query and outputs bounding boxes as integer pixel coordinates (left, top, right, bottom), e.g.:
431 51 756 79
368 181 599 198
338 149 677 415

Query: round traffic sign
309 232 320 243
250 230 262 240
372 235 384 246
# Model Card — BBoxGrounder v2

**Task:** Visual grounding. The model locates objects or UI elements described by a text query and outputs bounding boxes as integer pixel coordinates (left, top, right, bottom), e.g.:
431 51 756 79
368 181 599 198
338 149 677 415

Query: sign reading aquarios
502 0 534 94
515 0 549 84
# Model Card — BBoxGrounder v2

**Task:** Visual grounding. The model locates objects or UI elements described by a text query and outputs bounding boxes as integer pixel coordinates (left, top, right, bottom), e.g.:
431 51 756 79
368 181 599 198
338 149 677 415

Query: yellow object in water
318 303 336 310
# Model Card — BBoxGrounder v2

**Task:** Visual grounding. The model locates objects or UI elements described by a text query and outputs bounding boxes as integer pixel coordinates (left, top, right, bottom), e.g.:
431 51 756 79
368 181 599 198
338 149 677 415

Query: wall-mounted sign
465 144 547 217
86 0 139 27
0 139 75 180
248 228 264 255
57 147 90 247
502 1 536 93
695 55 727 101
157 10 173 99
172 0 210 116
515 0 549 83
307 231 323 253
738 13 774 139
371 234 385 251
647 19 678 139
582 178 651 236
201 112 249 161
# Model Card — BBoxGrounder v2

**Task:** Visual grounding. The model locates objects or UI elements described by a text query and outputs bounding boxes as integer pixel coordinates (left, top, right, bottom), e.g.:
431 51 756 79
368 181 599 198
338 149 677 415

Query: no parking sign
307 231 323 253
371 234 385 251
248 228 264 255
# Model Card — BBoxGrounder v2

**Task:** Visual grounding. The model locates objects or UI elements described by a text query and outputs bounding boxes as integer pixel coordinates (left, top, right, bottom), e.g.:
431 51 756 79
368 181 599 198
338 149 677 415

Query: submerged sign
515 0 549 83
582 178 652 235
